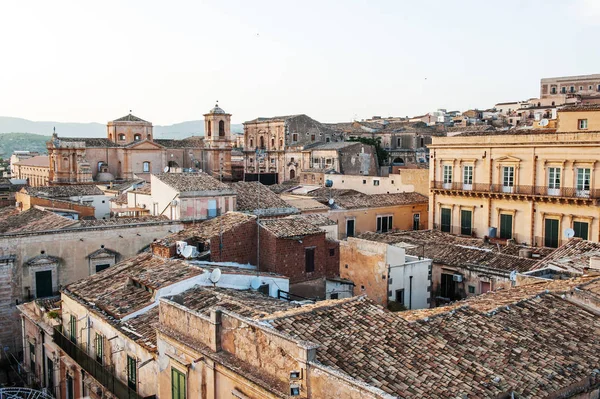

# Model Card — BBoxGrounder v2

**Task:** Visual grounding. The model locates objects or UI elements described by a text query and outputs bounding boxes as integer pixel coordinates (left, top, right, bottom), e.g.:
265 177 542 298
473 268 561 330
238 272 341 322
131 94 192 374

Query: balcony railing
431 181 600 199
53 326 142 399
432 224 477 237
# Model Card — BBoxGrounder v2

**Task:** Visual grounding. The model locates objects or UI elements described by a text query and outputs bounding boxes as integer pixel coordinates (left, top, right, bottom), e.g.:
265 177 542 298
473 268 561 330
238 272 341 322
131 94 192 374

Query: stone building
17 184 110 219
540 73 600 98
430 104 600 247
12 155 50 187
19 270 600 398
46 105 233 185
0 209 183 356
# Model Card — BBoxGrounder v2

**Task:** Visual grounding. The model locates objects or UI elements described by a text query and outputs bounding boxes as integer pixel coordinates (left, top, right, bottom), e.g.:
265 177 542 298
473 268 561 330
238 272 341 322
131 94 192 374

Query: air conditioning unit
453 274 463 282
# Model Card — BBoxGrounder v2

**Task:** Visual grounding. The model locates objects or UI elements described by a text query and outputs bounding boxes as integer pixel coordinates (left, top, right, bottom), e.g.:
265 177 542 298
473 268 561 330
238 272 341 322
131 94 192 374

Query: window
376 215 393 233
500 214 513 239
598 85 600 92
207 121 212 136
551 87 557 94
271 138 275 147
66 374 74 399
279 139 283 148
292 133 298 142
310 134 316 142
577 168 591 195
325 137 330 142
346 219 355 238
573 221 589 240
373 180 380 186
47 358 54 392
463 165 473 185
219 120 225 136
118 134 126 141
171 368 186 399
579 86 583 91
249 139 253 147
395 289 405 305
143 161 150 173
330 293 339 300
95 333 104 364
548 167 561 193
305 248 315 272
468 285 475 294
29 342 35 373
413 213 420 230
443 165 453 184
270 159 275 164
259 136 265 149
134 134 141 141
561 87 566 94
570 86 575 93
544 218 559 248
127 356 137 391
329 248 335 256
578 119 588 130
69 315 77 343
502 166 514 192
440 208 451 233
362 180 366 184
460 209 472 236
589 85 593 90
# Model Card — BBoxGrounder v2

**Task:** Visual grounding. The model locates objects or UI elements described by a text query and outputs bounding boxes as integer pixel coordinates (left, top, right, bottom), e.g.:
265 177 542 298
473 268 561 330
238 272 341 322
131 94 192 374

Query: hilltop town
2 74 600 398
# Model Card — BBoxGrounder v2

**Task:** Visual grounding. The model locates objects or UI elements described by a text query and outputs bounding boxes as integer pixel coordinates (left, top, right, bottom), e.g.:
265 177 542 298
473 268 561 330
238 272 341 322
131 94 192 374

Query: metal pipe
409 276 413 310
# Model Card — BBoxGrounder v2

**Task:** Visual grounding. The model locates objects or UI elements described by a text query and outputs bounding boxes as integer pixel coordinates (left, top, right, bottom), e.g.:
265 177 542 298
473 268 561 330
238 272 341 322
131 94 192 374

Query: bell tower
203 102 233 180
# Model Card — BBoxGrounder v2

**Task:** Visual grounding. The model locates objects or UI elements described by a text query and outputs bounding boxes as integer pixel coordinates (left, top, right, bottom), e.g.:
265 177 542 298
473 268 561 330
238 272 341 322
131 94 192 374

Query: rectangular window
69 315 77 343
468 285 475 294
544 218 560 248
171 368 186 399
346 219 355 238
548 167 561 196
460 209 472 236
330 293 339 300
443 165 452 184
440 208 451 233
376 215 393 233
413 213 420 230
573 221 589 240
500 214 513 239
578 119 588 130
577 168 591 192
305 248 315 273
395 289 405 305
127 356 137 391
463 165 473 185
502 166 514 187
29 342 35 373
47 358 54 392
143 162 150 172
373 180 380 186
95 333 104 364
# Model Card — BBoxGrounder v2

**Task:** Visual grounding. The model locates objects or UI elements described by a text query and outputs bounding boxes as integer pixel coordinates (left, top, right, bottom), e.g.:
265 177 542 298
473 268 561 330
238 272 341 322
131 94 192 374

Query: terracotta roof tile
0 208 78 234
155 172 232 193
13 155 50 167
260 217 324 238
331 192 428 209
530 238 600 274
230 181 297 214
25 185 104 197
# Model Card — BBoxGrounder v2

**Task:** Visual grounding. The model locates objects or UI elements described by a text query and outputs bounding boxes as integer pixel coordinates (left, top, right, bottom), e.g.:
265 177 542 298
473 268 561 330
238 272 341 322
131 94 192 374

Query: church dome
96 172 115 182
208 103 226 114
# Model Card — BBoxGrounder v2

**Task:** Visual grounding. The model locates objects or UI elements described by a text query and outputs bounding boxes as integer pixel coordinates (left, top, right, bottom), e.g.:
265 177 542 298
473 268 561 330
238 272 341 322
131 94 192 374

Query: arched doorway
289 169 296 179
168 161 180 168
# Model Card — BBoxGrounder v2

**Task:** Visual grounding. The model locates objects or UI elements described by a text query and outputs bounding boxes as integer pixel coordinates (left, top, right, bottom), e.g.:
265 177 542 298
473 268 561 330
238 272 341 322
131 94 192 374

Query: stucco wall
325 169 429 196
339 238 388 305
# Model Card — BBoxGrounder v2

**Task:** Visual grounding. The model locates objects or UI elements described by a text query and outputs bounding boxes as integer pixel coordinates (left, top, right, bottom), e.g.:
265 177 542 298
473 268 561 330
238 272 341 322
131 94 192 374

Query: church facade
46 104 233 184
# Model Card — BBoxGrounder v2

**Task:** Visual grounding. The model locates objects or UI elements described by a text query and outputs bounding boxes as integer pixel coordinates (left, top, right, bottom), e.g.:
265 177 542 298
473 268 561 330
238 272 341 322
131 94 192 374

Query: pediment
26 255 61 266
495 155 521 163
126 140 164 150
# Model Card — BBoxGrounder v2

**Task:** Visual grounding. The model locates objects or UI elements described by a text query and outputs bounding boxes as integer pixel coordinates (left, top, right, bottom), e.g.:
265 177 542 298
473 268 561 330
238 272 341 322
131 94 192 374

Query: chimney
589 257 600 270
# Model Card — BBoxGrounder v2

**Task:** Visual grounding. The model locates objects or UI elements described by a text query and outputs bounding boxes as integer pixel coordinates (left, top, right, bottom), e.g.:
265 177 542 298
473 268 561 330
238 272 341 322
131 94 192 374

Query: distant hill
0 133 50 158
0 116 243 140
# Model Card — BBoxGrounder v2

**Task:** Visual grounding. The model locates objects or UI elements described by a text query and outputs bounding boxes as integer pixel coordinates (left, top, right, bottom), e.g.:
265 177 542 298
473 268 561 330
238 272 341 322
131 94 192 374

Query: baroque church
46 104 233 184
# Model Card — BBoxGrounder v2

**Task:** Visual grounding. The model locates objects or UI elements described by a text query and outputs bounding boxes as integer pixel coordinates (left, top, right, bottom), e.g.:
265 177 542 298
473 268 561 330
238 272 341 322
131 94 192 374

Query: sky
1 0 599 125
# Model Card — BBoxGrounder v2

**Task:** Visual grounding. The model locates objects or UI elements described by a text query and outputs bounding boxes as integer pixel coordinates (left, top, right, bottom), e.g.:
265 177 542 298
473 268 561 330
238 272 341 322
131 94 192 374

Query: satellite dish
163 166 170 173
328 198 335 205
181 246 194 258
209 268 222 284
564 228 575 239
325 179 333 188
250 276 261 290
509 270 517 281
539 119 549 127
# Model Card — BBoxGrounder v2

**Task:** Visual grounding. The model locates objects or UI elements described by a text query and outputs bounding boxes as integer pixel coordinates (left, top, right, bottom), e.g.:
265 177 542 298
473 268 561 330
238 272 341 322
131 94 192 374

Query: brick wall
151 243 176 258
209 219 257 264
325 239 340 279
259 228 328 284
16 192 95 218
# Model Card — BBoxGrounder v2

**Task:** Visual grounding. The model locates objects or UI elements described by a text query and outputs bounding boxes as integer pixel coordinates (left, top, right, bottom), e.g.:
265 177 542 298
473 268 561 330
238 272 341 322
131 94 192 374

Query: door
441 208 451 233
207 199 218 218
413 213 420 230
547 167 561 196
460 210 472 236
35 270 53 298
502 166 514 193
499 214 513 239
573 221 589 240
544 219 559 248
66 374 74 399
480 281 491 294
462 165 473 190
346 219 355 238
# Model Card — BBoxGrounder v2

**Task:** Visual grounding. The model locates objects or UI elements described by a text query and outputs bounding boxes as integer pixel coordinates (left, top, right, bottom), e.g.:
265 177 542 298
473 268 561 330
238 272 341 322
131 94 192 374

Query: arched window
118 134 126 141
134 134 141 141
109 134 113 141
259 136 265 149
147 134 151 140
250 139 253 148
289 169 296 179
143 161 150 173
393 157 405 165
271 138 275 148
219 120 225 136
207 121 212 137
279 139 283 148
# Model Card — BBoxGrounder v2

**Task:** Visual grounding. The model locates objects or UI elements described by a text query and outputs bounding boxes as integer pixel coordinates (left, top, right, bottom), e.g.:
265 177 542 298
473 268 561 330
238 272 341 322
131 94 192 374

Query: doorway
35 270 53 298
346 219 355 238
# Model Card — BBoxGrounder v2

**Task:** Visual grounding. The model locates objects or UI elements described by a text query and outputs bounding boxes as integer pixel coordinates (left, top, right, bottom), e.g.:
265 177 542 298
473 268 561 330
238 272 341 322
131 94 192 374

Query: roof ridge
260 295 366 321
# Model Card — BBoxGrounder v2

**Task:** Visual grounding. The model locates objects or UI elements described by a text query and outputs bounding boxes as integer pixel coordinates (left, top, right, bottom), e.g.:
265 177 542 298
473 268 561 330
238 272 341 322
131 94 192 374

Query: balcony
53 326 142 399
432 224 477 237
431 181 600 202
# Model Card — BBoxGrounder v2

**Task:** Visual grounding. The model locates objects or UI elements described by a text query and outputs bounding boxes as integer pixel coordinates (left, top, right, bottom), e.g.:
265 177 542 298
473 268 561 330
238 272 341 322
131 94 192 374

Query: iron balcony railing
431 181 600 199
53 326 142 399
432 224 477 237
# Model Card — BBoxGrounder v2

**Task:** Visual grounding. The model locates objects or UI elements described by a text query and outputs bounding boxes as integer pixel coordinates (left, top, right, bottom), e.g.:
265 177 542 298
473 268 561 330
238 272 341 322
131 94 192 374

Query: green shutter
460 210 472 236
573 221 589 240
500 214 513 239
441 208 451 232
172 368 186 399
544 219 559 248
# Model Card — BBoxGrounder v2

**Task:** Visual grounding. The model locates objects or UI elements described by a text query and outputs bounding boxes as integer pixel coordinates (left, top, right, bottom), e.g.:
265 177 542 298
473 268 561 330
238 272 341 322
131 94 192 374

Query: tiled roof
358 230 543 273
530 238 600 274
230 181 296 213
13 155 50 167
304 187 362 201
280 195 329 212
155 173 232 193
64 252 202 319
105 179 146 192
259 217 323 238
25 185 104 197
110 192 128 205
290 213 337 227
112 113 149 122
304 141 359 150
77 216 169 227
267 276 600 398
244 115 303 123
445 125 496 133
267 181 300 194
156 212 255 246
0 207 78 234
54 137 121 147
331 192 428 209
153 138 204 148
560 104 600 112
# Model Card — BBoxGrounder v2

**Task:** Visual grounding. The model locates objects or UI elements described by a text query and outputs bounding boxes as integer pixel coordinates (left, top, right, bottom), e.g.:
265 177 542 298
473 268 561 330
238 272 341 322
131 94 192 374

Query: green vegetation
0 133 49 157
347 136 389 166
387 301 407 312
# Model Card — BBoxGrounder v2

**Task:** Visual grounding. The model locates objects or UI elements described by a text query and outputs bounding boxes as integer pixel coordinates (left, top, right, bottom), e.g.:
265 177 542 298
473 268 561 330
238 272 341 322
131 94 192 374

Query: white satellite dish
564 228 575 239
539 119 549 127
209 268 222 284
163 166 170 173
250 276 261 290
328 198 335 205
509 270 517 281
181 245 195 258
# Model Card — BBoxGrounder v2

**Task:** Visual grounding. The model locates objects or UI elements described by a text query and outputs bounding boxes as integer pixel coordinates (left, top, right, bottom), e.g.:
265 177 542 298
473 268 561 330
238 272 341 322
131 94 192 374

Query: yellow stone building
429 104 600 247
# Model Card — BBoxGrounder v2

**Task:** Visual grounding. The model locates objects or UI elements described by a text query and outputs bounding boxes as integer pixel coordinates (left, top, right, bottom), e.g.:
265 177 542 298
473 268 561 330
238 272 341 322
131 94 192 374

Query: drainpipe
409 276 413 310
41 331 46 388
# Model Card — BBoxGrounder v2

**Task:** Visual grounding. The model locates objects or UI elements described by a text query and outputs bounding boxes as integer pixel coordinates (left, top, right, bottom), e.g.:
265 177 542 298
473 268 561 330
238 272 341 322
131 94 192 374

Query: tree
347 136 389 166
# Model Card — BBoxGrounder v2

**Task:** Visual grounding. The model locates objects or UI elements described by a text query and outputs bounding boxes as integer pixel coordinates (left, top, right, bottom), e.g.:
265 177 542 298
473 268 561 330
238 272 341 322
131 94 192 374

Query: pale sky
1 0 599 125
